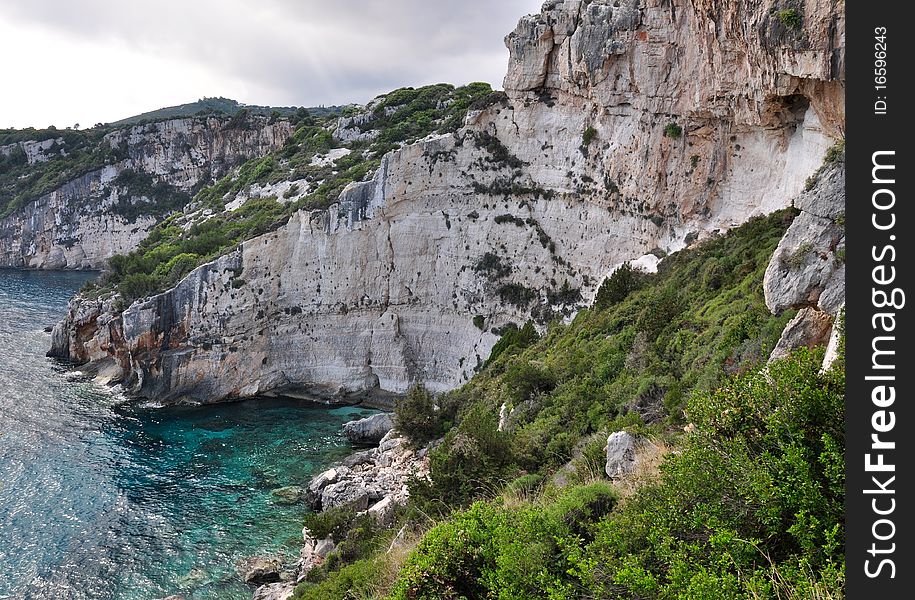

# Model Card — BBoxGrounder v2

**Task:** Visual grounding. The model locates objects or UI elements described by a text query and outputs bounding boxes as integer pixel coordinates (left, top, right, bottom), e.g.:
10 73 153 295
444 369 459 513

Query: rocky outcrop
248 431 428 598
251 583 294 600
297 530 337 578
764 151 845 362
342 413 395 445
52 0 843 403
768 307 834 362
764 155 845 315
305 431 430 519
0 116 293 269
605 431 641 479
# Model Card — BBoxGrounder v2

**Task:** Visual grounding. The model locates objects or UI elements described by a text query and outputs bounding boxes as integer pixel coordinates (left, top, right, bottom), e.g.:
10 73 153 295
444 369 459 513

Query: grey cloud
0 0 544 107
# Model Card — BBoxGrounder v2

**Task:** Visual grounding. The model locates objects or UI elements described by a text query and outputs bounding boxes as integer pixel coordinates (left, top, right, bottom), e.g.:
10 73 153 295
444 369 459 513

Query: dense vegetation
88 82 495 304
290 210 844 599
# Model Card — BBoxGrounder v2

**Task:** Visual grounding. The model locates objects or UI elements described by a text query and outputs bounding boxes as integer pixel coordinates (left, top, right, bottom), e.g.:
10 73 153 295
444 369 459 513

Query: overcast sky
0 0 544 129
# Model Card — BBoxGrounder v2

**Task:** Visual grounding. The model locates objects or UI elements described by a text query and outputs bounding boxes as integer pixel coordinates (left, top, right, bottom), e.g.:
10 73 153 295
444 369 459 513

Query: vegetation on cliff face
0 101 329 219
85 82 494 304
0 127 125 217
291 210 845 598
383 349 844 600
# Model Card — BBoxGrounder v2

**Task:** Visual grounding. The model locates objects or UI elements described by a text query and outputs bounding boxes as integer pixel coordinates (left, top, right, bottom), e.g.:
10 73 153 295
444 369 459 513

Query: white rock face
764 155 845 315
0 116 293 269
605 431 640 479
763 151 845 365
0 137 65 165
251 582 294 600
342 413 395 445
52 0 844 403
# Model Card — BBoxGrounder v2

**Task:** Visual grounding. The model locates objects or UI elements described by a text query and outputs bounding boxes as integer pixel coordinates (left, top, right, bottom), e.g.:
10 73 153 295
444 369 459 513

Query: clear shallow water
0 270 373 600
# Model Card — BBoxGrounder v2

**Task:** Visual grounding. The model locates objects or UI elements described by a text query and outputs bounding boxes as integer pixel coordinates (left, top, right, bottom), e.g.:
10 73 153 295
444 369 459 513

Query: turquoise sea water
0 270 373 599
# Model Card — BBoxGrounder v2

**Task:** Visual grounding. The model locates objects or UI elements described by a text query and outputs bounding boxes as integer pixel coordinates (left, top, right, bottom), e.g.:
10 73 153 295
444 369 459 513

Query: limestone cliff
50 0 845 404
0 116 293 269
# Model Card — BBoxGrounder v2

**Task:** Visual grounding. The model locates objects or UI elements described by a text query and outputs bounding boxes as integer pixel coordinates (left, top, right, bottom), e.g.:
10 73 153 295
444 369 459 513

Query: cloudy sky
0 0 544 129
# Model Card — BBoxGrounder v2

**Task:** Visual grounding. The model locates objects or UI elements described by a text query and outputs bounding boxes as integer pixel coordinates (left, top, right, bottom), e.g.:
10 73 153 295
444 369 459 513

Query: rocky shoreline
247 413 432 600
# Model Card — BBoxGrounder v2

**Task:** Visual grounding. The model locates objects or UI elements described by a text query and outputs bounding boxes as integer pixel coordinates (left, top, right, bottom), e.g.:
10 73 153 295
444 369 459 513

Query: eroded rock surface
764 155 845 315
605 431 641 479
342 413 395 445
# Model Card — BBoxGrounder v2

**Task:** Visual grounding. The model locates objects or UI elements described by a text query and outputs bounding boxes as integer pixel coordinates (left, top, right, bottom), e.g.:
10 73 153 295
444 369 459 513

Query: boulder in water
243 557 283 585
270 486 305 505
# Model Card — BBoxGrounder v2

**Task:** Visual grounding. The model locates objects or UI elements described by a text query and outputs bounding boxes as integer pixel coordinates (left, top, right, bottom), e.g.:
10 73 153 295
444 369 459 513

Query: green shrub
393 385 456 446
474 131 525 169
485 321 539 367
663 122 683 139
805 139 845 190
392 484 616 599
784 242 813 270
776 8 803 30
292 556 386 600
582 126 598 146
497 283 538 307
594 262 645 309
302 504 360 541
505 473 543 497
473 251 511 280
547 280 581 305
587 348 844 598
413 403 514 508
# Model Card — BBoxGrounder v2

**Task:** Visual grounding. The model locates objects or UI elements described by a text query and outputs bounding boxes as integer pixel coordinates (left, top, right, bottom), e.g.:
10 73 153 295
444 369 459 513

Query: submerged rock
270 486 305 505
342 413 395 445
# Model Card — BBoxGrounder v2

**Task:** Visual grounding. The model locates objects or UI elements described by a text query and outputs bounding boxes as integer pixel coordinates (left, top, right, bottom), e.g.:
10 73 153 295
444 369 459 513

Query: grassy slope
290 209 844 599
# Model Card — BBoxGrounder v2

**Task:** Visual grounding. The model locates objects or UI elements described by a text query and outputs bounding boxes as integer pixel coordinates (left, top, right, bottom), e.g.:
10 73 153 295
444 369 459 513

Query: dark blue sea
0 270 371 599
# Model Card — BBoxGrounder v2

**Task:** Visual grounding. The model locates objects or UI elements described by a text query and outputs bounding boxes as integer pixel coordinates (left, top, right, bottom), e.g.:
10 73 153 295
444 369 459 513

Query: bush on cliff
394 385 460 446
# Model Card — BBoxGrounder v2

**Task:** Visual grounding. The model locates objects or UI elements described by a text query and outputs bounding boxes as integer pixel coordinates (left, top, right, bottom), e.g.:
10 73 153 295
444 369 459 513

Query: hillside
108 97 341 126
287 205 845 599
27 0 847 598
0 112 301 267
